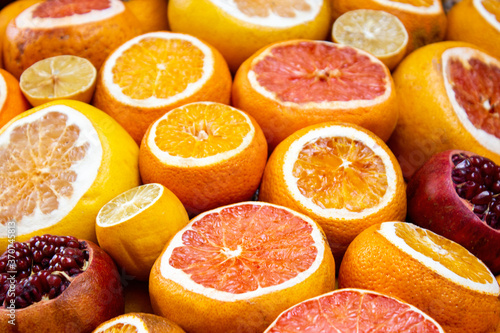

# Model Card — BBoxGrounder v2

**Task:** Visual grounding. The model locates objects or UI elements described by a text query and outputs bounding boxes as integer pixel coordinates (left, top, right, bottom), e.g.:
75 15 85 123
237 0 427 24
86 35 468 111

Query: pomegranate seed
472 191 493 205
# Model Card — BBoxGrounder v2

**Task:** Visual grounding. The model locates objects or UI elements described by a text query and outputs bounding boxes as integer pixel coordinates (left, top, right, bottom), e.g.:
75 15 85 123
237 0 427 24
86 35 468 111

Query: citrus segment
20 55 97 107
149 201 335 333
96 183 189 281
338 221 500 333
0 100 140 251
93 32 231 144
32 0 112 17
259 122 406 264
139 102 267 215
93 313 186 333
264 288 444 332
332 9 408 70
232 40 398 150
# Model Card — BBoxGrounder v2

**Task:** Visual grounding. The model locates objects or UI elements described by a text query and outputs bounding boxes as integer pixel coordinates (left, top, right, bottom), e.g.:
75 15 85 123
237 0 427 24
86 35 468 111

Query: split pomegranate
0 234 124 333
407 150 500 275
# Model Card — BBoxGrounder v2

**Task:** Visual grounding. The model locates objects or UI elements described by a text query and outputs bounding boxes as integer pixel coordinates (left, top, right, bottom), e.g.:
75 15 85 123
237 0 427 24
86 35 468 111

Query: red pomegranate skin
407 150 500 275
0 240 124 333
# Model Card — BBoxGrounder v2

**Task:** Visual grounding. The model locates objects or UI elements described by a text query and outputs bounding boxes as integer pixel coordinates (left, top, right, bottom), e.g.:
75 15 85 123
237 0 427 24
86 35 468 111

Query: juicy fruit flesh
388 0 434 7
98 184 161 225
103 323 138 332
447 57 500 138
0 111 88 225
168 204 317 294
154 104 250 158
33 0 112 18
0 235 89 309
233 0 311 18
482 0 500 22
293 137 388 212
267 289 441 332
451 152 500 229
395 222 494 284
253 42 387 103
112 37 204 100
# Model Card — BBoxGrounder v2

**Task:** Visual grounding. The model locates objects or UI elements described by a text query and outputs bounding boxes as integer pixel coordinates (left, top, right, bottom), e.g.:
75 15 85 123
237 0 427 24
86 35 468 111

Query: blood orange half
264 288 445 332
232 40 398 151
3 0 142 79
149 201 335 333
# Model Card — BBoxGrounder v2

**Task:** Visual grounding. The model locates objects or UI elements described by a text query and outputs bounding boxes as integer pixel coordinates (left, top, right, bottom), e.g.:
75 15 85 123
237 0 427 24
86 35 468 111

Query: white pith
210 0 322 28
95 315 147 332
248 41 393 109
372 0 442 14
147 102 255 167
0 74 7 112
378 222 500 295
102 32 214 108
96 183 163 227
442 47 500 155
0 105 103 236
159 201 327 302
263 288 445 332
282 125 397 219
15 0 125 29
474 0 500 32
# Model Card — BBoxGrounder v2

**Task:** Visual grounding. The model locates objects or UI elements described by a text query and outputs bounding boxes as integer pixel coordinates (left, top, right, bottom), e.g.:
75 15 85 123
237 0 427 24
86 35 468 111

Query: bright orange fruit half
149 201 336 333
264 288 445 332
389 41 500 179
3 0 142 79
0 68 30 129
339 221 500 333
0 100 140 251
232 40 398 150
93 313 186 333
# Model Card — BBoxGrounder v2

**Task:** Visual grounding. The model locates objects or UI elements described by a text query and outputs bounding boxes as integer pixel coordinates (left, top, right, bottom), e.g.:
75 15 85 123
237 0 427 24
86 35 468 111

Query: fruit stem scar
221 245 242 258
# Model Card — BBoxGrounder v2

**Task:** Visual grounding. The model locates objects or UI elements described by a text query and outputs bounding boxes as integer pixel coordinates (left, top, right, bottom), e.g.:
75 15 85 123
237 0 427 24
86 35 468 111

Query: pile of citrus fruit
0 0 499 332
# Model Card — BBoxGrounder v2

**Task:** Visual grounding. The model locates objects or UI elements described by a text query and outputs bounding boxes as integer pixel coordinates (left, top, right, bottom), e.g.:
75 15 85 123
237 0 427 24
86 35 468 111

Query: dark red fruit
0 234 124 333
407 150 500 275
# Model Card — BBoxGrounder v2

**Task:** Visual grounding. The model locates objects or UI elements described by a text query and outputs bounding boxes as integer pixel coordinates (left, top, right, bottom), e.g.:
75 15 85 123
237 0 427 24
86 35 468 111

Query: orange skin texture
0 68 30 128
259 122 407 266
96 313 187 333
121 0 170 32
149 230 336 333
92 40 232 145
0 0 42 43
2 3 143 79
124 281 154 315
0 240 125 333
387 41 500 179
139 114 268 216
338 223 500 333
0 100 141 253
330 0 447 54
231 40 399 152
447 0 500 60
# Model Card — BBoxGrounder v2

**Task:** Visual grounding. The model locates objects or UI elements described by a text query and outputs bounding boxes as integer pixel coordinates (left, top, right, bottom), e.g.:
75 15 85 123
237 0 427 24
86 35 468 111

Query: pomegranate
0 234 124 333
407 150 500 275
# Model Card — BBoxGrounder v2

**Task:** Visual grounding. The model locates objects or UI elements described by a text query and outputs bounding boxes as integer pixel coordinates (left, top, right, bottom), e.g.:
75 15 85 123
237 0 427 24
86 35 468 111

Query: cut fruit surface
232 40 398 150
0 100 140 251
264 288 444 332
93 313 186 333
96 183 189 281
332 9 408 70
149 201 335 333
93 31 231 144
339 221 500 333
259 122 406 264
139 102 267 215
20 55 97 107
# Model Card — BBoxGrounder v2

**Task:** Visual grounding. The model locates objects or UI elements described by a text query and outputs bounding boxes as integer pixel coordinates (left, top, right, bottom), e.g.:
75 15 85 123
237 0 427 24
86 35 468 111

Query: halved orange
139 102 267 216
93 313 186 333
388 41 500 179
232 40 398 151
331 0 447 54
339 221 500 333
447 0 500 59
265 288 445 332
168 0 332 72
0 100 140 251
93 31 232 144
0 68 30 129
259 122 406 265
3 0 143 79
149 201 336 333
